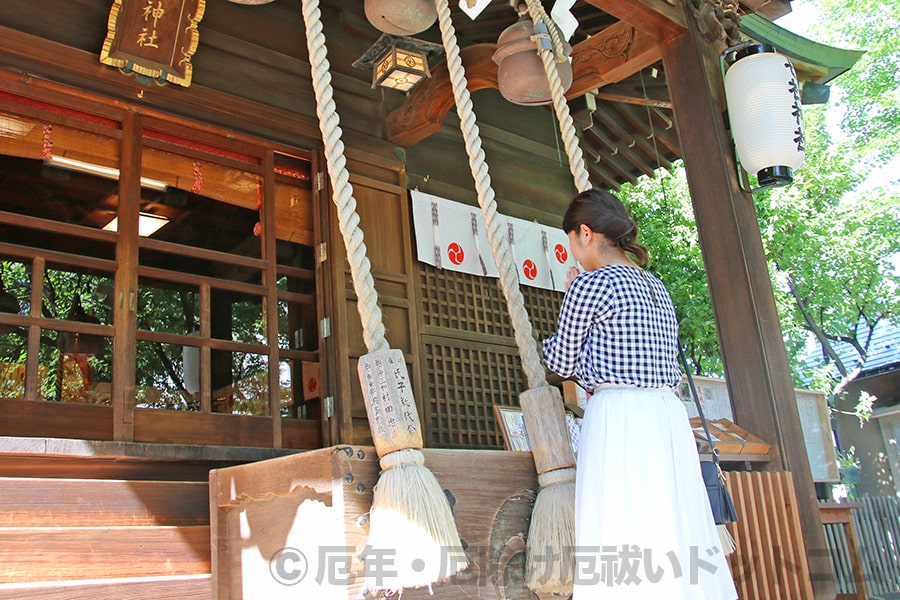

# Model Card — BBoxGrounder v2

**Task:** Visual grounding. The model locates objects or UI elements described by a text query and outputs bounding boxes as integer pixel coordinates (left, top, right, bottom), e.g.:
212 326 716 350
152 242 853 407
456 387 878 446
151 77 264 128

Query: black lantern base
757 165 794 189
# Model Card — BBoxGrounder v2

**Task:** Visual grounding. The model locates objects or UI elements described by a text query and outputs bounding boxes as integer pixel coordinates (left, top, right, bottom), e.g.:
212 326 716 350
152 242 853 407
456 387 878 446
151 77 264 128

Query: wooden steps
0 476 211 599
0 478 209 526
0 574 211 600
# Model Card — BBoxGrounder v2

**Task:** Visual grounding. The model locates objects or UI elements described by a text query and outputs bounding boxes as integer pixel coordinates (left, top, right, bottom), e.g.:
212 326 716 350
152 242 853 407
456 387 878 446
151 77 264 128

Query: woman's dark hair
562 189 649 267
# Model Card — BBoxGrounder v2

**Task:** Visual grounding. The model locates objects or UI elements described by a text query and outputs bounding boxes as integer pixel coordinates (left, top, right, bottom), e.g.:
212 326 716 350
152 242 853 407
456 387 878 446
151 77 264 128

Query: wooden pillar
112 111 142 442
661 9 835 600
262 150 282 448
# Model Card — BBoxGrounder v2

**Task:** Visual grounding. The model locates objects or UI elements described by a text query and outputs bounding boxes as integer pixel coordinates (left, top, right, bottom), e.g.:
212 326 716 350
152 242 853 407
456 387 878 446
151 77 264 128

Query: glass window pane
0 118 119 270
38 331 112 404
277 298 317 351
44 268 114 327
229 292 265 344
0 260 29 399
135 340 199 411
0 339 28 398
279 358 301 418
137 278 198 335
213 349 269 416
276 240 317 352
273 181 314 246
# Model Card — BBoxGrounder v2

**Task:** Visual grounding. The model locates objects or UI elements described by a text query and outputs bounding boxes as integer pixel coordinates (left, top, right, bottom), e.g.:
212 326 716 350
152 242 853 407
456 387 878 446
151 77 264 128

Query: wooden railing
726 471 816 599
823 496 900 598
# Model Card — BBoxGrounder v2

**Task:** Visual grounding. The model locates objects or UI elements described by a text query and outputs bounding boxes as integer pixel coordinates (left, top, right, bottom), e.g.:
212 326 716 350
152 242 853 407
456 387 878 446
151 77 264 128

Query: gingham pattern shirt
543 265 681 390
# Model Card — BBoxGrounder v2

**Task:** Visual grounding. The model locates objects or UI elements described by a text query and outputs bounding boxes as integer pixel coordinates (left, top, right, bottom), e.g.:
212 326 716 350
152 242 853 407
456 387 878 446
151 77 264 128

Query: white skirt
573 386 739 599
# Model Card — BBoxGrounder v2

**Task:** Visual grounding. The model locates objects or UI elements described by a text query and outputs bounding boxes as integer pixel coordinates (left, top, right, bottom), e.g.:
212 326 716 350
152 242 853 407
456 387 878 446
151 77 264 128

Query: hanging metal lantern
352 34 444 93
492 17 572 106
365 0 437 36
723 43 805 190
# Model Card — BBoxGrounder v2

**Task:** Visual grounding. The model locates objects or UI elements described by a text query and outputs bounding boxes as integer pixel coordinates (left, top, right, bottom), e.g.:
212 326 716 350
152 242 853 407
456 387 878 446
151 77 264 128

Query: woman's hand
565 266 580 291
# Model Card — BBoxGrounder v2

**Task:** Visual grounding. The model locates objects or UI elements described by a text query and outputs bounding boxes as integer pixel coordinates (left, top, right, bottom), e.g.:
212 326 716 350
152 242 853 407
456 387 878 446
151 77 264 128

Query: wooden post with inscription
358 349 422 456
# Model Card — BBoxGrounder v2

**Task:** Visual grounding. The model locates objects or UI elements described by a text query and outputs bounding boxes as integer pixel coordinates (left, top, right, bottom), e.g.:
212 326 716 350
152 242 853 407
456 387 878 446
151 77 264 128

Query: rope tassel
298 0 465 592
433 0 577 594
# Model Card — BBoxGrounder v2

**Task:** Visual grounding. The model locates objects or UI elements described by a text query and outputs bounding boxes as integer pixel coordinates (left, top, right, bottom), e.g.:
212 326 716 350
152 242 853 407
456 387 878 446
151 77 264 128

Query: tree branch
782 266 849 377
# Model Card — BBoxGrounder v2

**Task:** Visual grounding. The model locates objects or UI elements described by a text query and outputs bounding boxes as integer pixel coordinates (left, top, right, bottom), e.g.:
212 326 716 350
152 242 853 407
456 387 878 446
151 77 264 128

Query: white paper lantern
724 44 805 189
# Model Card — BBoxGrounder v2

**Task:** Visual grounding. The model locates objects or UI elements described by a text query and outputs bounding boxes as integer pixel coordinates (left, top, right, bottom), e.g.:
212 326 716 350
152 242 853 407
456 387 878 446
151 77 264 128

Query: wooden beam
262 150 283 448
741 0 792 21
615 103 677 168
593 90 672 109
0 574 211 600
387 24 662 148
646 106 681 157
0 478 209 526
584 126 640 184
0 526 210 581
567 23 662 98
584 0 685 40
592 104 658 176
386 44 498 149
0 25 397 161
661 3 835 598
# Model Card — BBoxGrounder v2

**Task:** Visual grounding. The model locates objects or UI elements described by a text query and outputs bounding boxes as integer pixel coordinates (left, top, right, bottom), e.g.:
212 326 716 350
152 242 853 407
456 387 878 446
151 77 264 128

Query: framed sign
493 405 581 456
100 0 206 87
679 375 839 482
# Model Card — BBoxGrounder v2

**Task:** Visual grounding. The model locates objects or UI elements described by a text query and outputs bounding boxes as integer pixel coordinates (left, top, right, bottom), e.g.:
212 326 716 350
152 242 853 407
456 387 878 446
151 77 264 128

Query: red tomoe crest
523 259 538 280
554 243 568 263
447 242 465 265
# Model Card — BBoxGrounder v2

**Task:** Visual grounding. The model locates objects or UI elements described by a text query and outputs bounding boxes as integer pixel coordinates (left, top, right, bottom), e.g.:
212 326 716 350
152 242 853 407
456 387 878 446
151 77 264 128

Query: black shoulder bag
678 344 739 526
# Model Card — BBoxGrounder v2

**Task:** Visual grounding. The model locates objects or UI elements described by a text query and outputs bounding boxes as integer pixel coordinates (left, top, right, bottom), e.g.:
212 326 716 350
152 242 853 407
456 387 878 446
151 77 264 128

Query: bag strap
677 340 723 468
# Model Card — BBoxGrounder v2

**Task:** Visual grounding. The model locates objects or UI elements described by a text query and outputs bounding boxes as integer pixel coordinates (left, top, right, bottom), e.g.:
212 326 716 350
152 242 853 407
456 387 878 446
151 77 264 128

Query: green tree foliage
809 0 900 162
618 10 900 410
755 105 900 405
621 166 721 376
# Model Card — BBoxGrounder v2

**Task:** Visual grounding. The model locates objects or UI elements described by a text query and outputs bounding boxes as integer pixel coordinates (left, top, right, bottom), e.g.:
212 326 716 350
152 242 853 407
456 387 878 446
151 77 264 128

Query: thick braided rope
524 0 592 193
300 0 388 353
434 0 545 390
526 0 567 63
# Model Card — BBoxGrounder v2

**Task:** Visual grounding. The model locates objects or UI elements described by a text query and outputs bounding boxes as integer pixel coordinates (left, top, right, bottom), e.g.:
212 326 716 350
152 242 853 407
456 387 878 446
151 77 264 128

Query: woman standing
542 189 738 599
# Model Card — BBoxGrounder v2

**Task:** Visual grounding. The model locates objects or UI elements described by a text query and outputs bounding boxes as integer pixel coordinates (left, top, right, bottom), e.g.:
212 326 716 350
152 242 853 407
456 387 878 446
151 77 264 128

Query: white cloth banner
411 190 580 292
411 190 498 278
542 224 579 291
510 219 553 290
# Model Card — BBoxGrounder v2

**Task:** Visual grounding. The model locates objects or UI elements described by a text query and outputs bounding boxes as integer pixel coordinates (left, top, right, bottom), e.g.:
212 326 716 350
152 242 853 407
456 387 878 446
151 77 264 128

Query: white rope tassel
525 0 591 193
435 0 575 595
299 0 465 591
434 0 544 390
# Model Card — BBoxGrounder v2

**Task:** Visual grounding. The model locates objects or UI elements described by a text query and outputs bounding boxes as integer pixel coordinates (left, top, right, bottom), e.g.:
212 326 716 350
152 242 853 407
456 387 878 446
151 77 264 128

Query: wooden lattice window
417 263 564 448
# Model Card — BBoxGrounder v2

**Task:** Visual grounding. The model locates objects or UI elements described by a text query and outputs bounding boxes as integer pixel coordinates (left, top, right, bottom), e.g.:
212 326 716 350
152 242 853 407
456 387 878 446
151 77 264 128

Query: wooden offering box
690 418 771 456
210 446 540 600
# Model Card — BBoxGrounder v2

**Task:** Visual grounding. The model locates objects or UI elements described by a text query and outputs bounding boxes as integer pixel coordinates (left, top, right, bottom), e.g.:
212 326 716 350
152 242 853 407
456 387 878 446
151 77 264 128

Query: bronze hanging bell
492 16 573 106
365 0 437 36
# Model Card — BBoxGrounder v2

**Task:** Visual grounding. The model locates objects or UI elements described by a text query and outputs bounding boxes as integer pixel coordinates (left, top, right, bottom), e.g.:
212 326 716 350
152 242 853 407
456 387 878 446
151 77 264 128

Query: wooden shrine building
0 0 862 598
